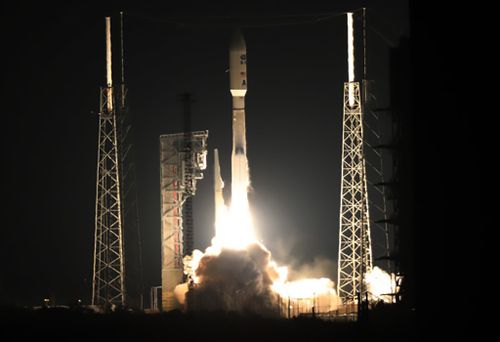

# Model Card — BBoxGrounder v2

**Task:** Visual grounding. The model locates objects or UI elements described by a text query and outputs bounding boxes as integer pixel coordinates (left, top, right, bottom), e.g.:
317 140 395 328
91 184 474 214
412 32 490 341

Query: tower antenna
120 11 126 108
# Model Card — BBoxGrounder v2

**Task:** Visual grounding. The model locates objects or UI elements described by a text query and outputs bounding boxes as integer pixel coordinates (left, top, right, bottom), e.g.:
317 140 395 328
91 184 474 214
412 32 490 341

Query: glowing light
365 266 396 303
347 12 355 107
272 277 336 299
212 188 257 251
105 17 113 112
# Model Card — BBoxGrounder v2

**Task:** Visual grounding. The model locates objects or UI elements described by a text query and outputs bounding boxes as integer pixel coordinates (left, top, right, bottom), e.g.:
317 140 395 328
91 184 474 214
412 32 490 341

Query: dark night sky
1 1 410 306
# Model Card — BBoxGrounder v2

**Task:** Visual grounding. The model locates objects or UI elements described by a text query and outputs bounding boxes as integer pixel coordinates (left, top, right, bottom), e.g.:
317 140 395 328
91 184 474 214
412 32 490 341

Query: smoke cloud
365 266 395 303
185 242 281 316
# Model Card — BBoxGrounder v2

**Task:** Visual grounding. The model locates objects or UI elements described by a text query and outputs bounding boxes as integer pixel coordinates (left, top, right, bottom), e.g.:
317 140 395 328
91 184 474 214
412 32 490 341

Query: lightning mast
92 17 126 308
337 12 373 304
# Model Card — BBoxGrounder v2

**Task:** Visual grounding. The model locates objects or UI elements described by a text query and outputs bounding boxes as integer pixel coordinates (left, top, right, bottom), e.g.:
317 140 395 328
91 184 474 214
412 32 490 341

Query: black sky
1 1 409 306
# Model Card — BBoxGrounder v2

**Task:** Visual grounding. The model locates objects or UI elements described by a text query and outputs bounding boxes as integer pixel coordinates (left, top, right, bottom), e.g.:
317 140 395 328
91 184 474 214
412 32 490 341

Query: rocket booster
229 30 249 196
214 148 225 230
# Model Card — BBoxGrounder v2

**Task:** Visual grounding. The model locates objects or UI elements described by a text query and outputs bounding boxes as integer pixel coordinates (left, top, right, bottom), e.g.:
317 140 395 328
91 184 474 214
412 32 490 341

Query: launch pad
92 11 398 318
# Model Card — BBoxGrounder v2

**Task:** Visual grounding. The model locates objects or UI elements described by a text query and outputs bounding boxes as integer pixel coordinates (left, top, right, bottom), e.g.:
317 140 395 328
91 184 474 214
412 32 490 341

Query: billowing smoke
365 266 396 303
185 242 280 316
173 241 340 316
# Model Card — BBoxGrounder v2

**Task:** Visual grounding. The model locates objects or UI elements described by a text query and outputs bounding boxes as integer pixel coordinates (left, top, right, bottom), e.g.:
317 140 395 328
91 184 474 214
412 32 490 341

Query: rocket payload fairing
229 30 249 200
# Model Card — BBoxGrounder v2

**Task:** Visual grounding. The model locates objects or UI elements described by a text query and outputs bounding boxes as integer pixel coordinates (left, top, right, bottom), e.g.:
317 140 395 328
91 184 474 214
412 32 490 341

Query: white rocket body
229 31 249 203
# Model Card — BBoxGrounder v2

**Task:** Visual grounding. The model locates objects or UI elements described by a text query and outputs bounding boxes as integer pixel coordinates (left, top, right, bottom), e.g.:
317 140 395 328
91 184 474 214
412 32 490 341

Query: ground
0 305 416 341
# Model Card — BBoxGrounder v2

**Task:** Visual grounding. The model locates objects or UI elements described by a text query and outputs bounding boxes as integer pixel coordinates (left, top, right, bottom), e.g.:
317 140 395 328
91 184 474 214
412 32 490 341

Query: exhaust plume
186 242 279 315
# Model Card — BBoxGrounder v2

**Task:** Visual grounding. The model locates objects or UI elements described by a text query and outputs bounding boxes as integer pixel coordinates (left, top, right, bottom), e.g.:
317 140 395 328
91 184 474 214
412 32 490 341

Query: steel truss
92 87 125 307
337 82 373 303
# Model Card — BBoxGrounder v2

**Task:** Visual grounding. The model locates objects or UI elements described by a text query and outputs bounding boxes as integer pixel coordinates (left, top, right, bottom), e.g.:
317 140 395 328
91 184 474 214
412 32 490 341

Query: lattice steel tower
337 12 373 304
92 17 125 307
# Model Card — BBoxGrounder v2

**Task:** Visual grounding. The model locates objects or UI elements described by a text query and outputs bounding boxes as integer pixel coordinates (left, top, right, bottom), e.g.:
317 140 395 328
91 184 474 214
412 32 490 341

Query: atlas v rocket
213 30 249 225
229 31 249 201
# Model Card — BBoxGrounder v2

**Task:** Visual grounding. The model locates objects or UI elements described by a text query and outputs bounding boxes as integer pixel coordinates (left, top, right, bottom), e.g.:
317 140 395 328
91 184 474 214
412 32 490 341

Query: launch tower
92 17 126 307
337 12 373 304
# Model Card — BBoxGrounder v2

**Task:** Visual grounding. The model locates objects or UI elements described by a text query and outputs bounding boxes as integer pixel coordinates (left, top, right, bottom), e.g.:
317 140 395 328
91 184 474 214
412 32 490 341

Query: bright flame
212 187 257 251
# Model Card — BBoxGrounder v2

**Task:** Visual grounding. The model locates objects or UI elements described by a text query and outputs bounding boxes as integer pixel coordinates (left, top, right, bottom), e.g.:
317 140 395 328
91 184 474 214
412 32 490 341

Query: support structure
337 81 373 304
149 286 162 312
92 17 126 307
160 131 208 311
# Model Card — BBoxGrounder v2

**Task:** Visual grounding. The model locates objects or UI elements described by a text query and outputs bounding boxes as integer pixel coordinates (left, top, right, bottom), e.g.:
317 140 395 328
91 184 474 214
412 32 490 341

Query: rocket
229 30 249 199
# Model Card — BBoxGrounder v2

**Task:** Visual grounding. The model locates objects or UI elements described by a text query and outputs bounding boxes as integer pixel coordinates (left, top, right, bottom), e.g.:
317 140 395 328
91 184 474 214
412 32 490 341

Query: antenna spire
105 17 113 112
120 12 126 108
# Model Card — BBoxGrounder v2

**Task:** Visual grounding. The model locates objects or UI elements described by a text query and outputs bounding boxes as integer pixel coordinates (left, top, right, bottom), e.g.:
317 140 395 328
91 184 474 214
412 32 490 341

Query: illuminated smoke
182 240 339 315
186 243 279 315
365 266 396 303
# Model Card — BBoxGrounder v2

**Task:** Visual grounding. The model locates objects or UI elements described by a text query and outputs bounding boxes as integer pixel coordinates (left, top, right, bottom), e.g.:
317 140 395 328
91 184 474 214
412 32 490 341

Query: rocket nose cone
230 30 246 50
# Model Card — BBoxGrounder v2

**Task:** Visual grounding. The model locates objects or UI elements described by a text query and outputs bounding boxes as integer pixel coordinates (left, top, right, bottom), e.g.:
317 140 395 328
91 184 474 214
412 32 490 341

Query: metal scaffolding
92 17 125 308
92 86 126 307
337 81 373 304
159 131 208 311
